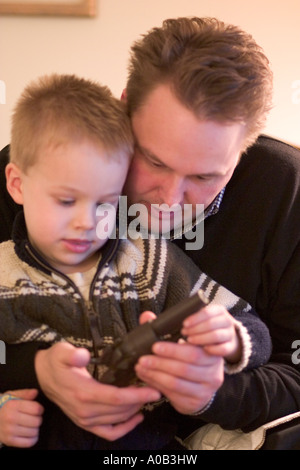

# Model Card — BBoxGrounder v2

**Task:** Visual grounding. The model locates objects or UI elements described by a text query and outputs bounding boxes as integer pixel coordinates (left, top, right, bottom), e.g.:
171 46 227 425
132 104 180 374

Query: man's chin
125 199 199 238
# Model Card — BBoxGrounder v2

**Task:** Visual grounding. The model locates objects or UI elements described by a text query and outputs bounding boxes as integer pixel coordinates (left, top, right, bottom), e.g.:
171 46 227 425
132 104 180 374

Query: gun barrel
152 289 209 336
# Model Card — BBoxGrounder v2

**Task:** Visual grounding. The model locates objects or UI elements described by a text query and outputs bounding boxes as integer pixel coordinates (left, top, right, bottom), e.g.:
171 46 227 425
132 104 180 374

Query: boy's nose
74 207 95 231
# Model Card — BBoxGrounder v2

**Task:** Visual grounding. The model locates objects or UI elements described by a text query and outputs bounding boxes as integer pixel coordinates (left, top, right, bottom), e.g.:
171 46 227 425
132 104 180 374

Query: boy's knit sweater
0 211 271 450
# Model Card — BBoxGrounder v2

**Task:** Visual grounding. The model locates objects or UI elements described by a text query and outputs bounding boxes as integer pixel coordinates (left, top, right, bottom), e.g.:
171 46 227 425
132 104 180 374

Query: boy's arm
181 303 272 373
223 306 272 373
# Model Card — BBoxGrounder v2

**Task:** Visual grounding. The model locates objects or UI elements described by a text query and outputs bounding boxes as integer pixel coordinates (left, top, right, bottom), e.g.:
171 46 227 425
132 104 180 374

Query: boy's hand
182 304 242 363
0 389 44 448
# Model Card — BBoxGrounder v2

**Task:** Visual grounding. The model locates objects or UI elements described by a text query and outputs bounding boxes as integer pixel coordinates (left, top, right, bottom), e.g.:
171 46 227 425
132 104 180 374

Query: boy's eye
58 199 75 206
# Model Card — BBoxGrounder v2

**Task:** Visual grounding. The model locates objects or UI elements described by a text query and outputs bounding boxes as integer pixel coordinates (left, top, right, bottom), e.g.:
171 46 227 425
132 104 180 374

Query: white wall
1 0 299 148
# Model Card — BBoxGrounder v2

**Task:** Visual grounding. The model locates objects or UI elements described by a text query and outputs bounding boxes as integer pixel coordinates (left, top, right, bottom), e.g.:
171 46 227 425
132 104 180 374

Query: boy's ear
5 162 24 205
120 88 127 101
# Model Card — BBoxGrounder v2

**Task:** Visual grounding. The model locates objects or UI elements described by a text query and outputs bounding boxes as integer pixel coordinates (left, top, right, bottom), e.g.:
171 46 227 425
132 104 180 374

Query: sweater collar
171 187 226 241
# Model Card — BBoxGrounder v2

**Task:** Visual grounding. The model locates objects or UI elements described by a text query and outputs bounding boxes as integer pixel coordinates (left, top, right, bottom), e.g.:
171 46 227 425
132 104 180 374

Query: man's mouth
150 203 182 221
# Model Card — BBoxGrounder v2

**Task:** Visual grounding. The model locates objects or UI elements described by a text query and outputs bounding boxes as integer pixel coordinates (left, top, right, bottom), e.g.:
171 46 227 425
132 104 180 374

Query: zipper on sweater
24 236 120 376
25 243 85 298
24 242 93 332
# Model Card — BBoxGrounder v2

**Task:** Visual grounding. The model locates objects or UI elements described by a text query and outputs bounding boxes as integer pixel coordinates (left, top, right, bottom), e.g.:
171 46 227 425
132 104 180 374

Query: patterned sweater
0 212 271 449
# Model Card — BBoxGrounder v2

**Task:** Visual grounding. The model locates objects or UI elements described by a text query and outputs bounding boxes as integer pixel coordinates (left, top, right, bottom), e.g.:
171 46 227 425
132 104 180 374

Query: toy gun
91 289 209 387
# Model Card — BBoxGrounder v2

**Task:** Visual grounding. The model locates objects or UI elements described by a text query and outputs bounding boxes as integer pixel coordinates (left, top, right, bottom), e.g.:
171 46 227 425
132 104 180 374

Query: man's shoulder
230 135 300 191
245 135 300 169
0 144 9 161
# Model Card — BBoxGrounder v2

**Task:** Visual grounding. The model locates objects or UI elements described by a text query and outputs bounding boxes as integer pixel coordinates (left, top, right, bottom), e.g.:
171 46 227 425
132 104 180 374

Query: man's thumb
60 343 91 368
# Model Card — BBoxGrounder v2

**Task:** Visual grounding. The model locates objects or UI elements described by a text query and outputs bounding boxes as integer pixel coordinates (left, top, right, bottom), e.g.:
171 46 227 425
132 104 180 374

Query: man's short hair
126 17 273 149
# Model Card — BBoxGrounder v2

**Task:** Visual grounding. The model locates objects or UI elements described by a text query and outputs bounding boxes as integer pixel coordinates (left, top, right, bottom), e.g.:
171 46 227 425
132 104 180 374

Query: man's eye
144 156 165 169
150 159 163 168
195 175 211 182
135 146 164 169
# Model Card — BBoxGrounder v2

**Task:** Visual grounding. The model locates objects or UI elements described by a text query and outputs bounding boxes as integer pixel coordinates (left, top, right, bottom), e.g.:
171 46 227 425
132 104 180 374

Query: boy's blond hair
126 17 273 149
10 74 133 171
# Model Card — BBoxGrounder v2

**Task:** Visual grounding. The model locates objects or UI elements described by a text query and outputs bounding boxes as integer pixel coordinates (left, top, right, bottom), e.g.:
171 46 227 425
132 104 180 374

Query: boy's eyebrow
52 185 120 199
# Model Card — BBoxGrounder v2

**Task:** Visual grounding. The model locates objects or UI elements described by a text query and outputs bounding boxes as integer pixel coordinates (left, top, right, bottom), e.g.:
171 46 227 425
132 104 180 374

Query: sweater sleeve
224 310 272 374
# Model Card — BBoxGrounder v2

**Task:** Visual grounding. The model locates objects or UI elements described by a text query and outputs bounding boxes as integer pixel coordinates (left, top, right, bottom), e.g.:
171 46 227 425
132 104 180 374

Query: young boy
0 74 271 450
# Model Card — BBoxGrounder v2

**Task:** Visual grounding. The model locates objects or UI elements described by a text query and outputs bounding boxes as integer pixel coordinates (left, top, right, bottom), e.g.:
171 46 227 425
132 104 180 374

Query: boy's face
11 139 129 274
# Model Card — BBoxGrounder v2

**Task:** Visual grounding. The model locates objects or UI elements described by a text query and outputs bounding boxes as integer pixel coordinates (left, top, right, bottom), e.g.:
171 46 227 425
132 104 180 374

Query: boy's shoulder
117 236 201 280
0 240 25 285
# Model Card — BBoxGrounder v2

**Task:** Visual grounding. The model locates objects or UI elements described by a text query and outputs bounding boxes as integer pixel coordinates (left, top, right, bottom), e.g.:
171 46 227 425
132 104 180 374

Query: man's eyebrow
135 142 161 161
196 170 228 178
136 142 227 178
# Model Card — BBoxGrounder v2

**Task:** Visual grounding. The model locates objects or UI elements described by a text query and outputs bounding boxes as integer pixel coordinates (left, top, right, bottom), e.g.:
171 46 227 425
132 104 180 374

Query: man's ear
5 162 24 205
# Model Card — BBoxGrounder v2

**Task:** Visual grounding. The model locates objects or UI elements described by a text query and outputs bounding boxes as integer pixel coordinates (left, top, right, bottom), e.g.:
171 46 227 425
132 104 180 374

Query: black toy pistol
92 289 209 387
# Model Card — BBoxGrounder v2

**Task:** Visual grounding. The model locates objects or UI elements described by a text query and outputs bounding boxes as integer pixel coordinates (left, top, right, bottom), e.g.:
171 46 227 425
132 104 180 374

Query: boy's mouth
62 239 92 253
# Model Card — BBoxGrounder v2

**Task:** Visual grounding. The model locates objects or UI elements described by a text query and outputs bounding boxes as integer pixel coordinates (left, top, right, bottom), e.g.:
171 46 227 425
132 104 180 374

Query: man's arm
200 354 300 432
175 136 300 430
0 343 42 391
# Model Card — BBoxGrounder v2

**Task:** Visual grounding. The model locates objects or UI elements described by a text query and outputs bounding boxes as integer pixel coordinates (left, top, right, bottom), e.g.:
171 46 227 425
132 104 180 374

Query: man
123 18 300 443
1 17 300 449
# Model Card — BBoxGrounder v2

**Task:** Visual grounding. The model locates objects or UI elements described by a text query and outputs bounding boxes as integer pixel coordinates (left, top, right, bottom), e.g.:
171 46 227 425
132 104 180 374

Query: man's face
123 84 246 232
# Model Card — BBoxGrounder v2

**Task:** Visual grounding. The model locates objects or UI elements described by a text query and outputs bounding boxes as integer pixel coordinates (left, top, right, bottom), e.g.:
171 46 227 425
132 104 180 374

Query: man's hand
135 340 223 414
35 342 161 441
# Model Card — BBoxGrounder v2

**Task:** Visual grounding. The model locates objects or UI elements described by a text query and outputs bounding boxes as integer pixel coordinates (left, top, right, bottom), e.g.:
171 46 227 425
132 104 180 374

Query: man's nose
160 175 185 206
